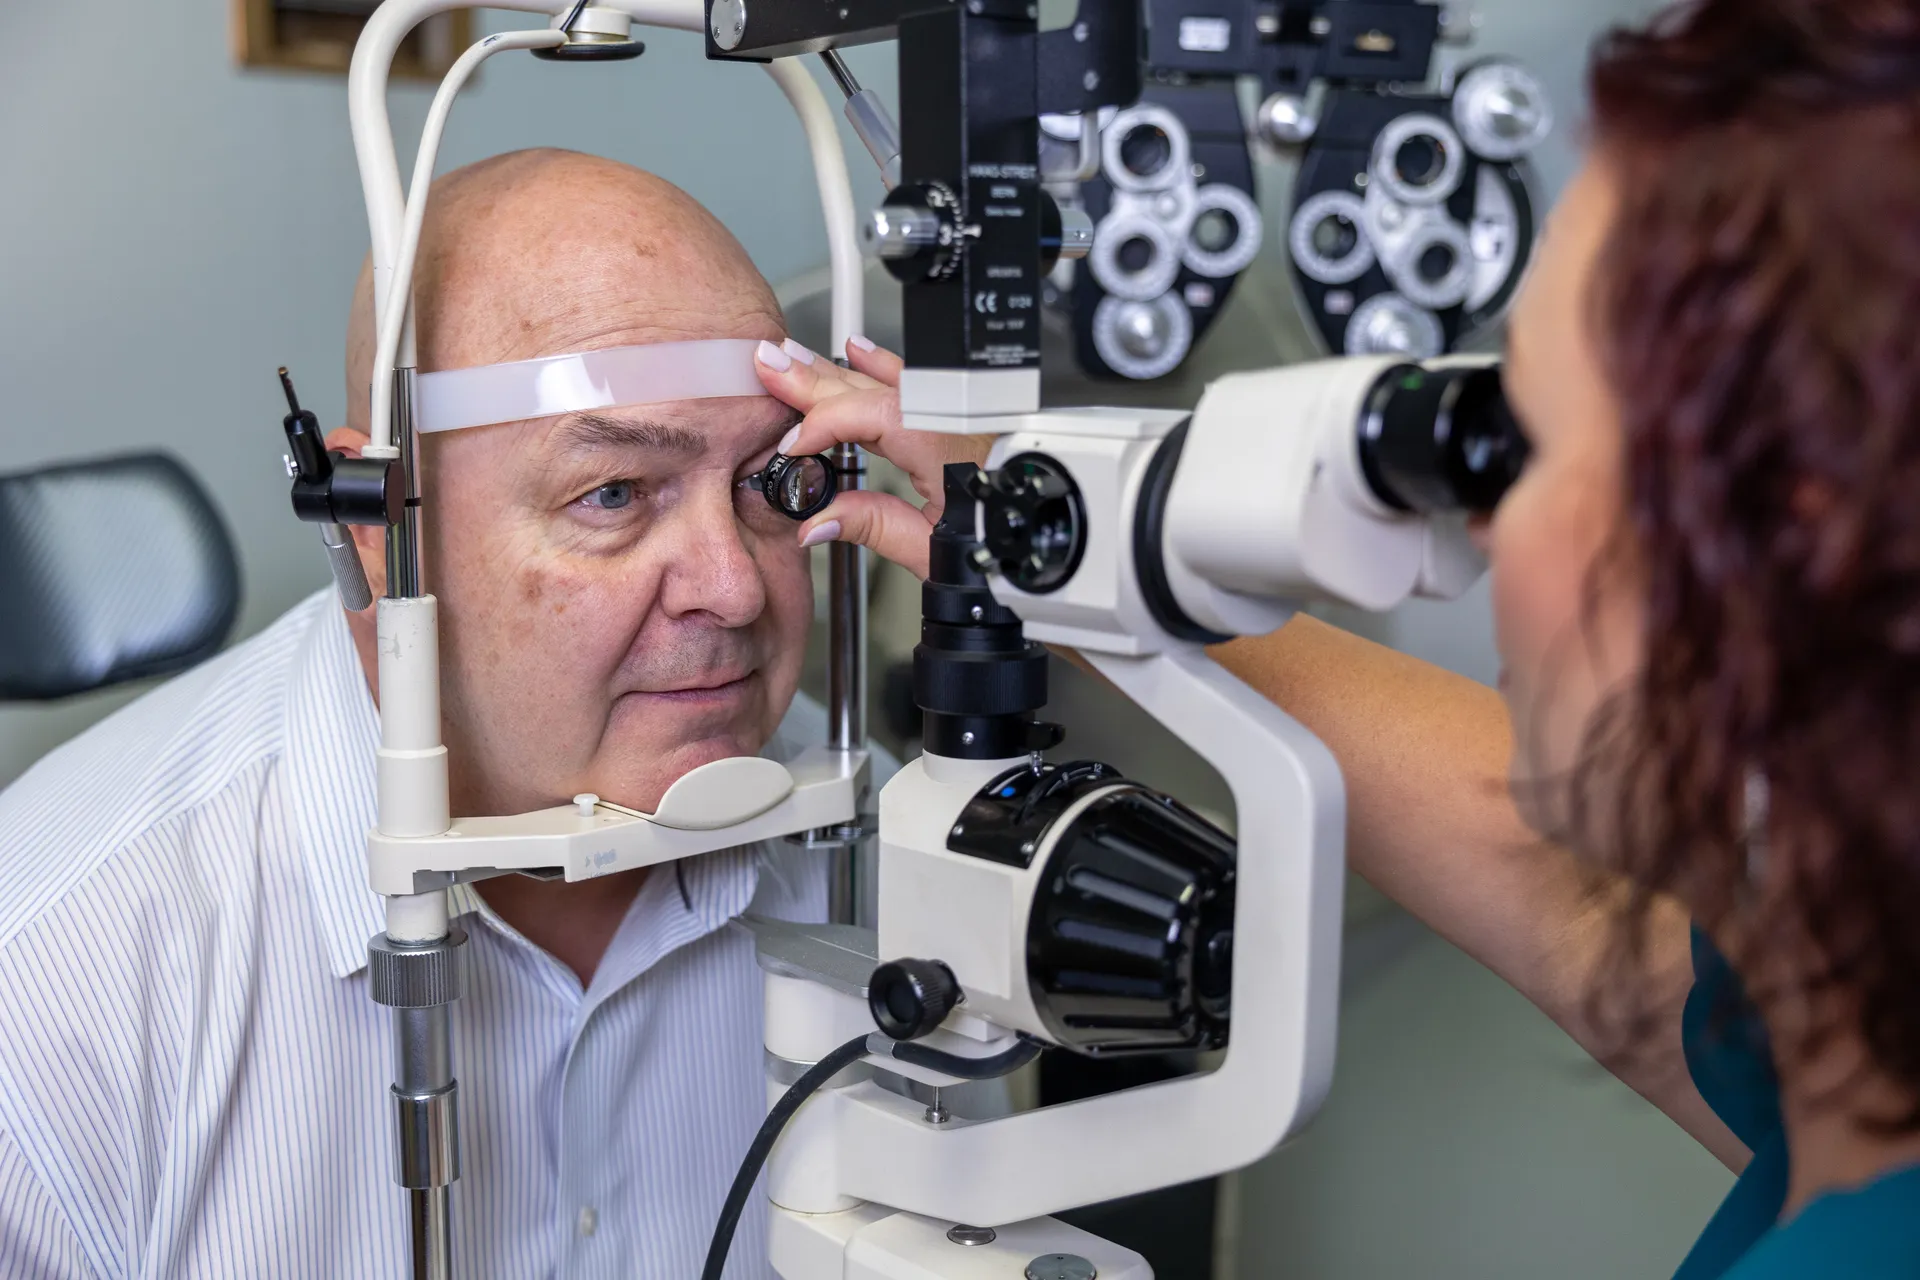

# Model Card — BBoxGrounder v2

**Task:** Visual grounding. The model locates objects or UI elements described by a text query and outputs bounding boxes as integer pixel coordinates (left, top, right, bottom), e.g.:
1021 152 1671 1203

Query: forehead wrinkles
517 398 798 470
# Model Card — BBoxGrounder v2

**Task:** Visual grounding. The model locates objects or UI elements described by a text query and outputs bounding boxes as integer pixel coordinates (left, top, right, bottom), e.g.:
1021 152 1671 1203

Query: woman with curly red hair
1231 3 1920 1271
763 0 1920 1272
1236 2 1920 1269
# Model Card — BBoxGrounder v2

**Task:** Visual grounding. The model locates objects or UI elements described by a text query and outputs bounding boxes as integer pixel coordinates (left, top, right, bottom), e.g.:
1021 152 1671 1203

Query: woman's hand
754 336 992 580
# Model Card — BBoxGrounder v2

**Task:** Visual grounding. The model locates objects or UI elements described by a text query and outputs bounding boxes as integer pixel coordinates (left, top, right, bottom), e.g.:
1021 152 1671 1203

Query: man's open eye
584 481 636 510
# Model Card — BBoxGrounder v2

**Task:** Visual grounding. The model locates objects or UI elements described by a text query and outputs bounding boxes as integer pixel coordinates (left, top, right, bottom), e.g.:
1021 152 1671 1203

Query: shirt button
577 1206 598 1238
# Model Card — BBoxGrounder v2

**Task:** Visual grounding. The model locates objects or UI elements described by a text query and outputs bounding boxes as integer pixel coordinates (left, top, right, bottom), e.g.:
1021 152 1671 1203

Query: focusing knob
869 958 962 1041
868 182 962 283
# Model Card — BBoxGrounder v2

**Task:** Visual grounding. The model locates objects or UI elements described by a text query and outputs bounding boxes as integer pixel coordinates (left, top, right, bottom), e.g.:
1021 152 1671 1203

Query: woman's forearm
1208 615 1748 1169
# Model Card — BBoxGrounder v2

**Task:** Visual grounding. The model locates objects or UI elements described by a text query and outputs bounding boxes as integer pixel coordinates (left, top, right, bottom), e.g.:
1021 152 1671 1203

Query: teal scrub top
1671 928 1920 1278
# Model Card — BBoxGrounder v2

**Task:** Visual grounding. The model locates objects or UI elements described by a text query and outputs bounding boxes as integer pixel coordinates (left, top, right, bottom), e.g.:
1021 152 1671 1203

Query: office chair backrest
0 453 241 700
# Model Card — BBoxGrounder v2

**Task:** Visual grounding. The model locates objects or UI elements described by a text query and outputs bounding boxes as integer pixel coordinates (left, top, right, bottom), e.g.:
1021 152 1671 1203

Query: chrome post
825 438 869 926
386 367 423 600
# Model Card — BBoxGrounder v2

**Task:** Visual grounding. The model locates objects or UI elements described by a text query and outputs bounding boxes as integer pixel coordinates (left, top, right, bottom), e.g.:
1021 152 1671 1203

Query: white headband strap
414 338 770 434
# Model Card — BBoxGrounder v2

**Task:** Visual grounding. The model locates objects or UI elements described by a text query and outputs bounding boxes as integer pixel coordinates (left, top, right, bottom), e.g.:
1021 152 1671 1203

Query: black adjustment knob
868 958 962 1041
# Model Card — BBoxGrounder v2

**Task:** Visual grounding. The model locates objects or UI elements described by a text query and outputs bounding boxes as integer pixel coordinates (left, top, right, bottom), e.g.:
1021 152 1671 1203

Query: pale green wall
0 1 893 782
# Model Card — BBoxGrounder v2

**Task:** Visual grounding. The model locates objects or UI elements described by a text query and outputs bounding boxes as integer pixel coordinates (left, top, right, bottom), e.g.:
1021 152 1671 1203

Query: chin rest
604 756 796 831
0 452 240 700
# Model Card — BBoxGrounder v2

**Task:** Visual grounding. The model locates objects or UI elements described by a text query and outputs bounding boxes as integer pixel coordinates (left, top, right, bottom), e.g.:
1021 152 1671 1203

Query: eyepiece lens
1358 364 1527 515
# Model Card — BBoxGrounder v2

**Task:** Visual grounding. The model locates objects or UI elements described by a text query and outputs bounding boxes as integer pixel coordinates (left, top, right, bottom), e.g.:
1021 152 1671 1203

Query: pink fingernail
848 334 877 353
755 339 791 372
799 520 841 549
777 425 802 454
781 338 816 366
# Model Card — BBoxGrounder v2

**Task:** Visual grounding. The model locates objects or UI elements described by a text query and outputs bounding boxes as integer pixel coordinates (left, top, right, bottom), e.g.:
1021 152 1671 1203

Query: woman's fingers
781 385 905 455
796 489 935 580
845 335 904 387
754 339 883 411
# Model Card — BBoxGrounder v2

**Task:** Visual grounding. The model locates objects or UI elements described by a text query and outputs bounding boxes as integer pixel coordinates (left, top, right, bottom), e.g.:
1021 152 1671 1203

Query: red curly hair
1581 0 1920 1119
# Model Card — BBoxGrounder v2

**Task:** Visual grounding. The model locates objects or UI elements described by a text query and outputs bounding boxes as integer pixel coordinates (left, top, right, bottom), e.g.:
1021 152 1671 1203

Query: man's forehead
528 395 798 459
431 305 784 373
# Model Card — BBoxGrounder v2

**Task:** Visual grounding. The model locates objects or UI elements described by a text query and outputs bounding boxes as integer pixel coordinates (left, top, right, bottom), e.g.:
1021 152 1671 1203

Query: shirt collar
282 593 794 982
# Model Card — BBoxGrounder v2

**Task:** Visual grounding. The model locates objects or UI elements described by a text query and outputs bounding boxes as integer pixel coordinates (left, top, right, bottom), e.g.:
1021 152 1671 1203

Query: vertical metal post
373 363 462 1279
372 935 465 1280
387 368 423 599
826 437 868 926
409 1190 452 1280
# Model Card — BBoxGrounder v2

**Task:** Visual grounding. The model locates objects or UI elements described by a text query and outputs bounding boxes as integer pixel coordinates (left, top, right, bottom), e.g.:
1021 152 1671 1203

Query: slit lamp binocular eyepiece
1357 362 1528 516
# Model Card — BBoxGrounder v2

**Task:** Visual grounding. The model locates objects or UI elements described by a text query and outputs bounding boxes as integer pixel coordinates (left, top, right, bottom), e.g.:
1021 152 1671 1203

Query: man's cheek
505 547 658 674
756 541 815 627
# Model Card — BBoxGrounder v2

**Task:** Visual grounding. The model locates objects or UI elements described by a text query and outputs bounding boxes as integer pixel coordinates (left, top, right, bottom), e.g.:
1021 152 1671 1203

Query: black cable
877 1035 1043 1080
701 1031 1047 1279
700 1034 871 1280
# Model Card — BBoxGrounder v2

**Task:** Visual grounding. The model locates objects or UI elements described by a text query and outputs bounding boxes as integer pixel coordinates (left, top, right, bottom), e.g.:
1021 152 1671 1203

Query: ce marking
974 291 999 314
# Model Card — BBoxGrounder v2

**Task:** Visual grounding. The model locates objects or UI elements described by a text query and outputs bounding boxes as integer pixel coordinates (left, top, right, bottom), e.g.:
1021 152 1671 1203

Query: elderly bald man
0 149 901 1279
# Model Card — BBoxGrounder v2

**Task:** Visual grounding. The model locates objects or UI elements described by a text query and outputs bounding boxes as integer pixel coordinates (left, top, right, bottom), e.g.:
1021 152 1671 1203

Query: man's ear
323 426 389 604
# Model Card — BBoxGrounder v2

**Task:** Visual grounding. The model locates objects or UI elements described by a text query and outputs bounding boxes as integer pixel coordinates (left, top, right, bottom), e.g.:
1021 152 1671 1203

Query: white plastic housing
1167 355 1430 624
770 1206 1151 1280
876 753 1059 1039
981 407 1218 654
376 596 451 839
801 648 1344 1227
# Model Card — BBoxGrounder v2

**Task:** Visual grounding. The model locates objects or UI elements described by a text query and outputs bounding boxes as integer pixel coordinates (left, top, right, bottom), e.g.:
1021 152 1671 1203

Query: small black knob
869 958 962 1041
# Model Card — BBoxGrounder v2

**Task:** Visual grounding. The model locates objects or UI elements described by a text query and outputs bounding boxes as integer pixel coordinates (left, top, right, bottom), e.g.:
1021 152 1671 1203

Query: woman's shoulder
1723 1164 1920 1279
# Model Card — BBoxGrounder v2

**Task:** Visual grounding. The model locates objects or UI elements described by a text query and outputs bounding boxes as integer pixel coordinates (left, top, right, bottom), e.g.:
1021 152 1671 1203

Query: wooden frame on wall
232 0 473 80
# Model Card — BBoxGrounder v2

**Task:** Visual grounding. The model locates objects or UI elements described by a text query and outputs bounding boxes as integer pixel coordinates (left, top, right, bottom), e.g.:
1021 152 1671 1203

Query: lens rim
1357 363 1525 515
751 452 838 521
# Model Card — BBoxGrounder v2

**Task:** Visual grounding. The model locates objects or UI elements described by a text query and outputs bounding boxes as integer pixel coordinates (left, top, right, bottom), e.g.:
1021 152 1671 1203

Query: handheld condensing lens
746 452 838 521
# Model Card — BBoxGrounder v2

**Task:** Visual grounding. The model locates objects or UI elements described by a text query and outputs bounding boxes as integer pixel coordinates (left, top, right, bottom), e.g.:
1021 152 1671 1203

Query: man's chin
589 730 773 814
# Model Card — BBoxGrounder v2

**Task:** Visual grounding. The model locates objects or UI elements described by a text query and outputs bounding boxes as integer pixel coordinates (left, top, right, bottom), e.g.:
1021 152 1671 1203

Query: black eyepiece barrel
1357 363 1528 515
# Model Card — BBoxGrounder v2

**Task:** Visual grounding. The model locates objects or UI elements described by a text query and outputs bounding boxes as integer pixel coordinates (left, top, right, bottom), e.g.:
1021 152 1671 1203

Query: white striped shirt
0 589 876 1279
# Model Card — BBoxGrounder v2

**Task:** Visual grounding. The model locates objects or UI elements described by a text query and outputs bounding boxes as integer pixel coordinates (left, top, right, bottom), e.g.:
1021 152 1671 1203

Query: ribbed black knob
1026 787 1236 1055
869 958 962 1041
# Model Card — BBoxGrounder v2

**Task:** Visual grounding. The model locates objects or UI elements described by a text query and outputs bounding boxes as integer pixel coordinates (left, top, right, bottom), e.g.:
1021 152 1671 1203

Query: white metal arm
804 648 1347 1227
349 0 864 453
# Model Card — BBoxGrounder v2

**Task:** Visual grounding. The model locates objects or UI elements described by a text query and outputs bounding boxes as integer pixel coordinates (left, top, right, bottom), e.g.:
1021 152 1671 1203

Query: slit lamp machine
283 2 1531 1276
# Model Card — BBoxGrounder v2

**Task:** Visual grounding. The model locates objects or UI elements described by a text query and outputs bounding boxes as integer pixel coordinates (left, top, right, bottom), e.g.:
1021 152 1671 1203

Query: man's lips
627 670 758 702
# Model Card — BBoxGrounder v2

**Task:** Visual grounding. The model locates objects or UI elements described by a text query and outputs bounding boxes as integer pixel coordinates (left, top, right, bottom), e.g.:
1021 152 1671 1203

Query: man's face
424 389 812 816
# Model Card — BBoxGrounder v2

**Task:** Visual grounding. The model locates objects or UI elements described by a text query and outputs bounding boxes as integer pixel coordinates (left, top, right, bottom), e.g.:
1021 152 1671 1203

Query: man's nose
656 505 768 627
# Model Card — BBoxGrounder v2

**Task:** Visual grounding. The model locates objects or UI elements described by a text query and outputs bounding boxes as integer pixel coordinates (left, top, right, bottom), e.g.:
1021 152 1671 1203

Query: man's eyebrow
551 411 707 456
760 407 803 452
